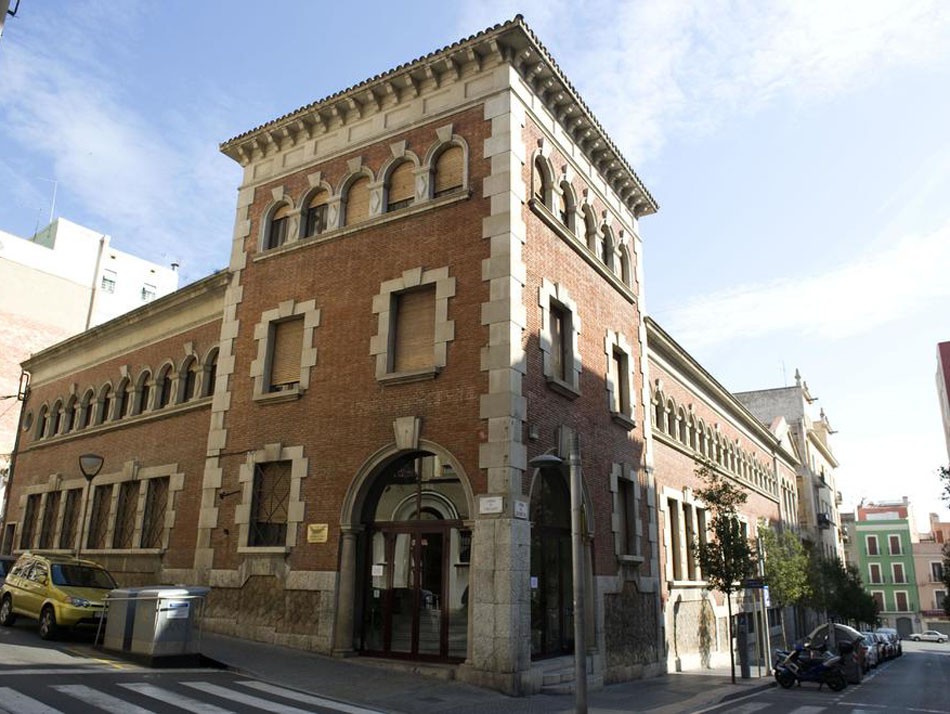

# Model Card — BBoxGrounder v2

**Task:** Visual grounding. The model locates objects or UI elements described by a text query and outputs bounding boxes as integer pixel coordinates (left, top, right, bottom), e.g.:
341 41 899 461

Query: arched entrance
530 467 574 658
357 450 471 662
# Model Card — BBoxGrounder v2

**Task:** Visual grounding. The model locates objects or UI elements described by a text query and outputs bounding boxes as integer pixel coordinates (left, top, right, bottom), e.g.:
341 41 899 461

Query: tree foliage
939 465 950 507
807 552 878 627
693 465 758 684
759 522 809 608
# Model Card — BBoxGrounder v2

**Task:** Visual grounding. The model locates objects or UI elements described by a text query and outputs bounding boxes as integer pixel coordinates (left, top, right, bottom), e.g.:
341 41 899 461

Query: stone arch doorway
347 446 473 662
530 465 574 659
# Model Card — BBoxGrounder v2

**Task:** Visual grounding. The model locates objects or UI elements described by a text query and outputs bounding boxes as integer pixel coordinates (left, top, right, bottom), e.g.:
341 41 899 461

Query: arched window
98 385 113 424
115 378 132 419
653 396 665 432
558 181 575 231
181 358 198 402
63 396 78 433
386 161 415 212
303 190 329 237
36 405 49 439
619 246 632 286
266 203 291 250
533 156 552 207
135 371 152 414
433 145 463 197
583 207 598 253
50 400 63 435
344 176 371 226
156 366 173 408
665 400 676 437
203 349 219 397
602 227 615 270
79 389 95 429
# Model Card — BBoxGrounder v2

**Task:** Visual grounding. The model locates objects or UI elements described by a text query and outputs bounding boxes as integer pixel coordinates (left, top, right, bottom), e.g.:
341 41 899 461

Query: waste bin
101 586 209 665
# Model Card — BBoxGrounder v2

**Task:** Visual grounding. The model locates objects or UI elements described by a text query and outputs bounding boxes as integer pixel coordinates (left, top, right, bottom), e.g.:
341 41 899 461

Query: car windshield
51 564 117 589
0 560 10 577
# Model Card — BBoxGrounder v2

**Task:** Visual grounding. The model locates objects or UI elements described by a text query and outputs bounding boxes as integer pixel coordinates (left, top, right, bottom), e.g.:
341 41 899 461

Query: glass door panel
417 532 443 655
448 527 469 659
390 532 414 654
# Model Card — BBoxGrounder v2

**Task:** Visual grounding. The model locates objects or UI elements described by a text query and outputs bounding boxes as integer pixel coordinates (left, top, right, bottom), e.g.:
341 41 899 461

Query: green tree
694 465 757 684
942 542 950 618
807 554 878 628
759 522 809 647
939 465 950 506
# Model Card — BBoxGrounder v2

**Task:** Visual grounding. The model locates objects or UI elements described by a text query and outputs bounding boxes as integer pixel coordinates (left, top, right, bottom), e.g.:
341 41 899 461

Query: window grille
87 485 112 550
392 287 435 372
20 494 40 550
101 269 117 293
59 489 82 550
113 481 140 548
38 491 61 549
141 283 156 302
141 477 169 548
249 462 291 547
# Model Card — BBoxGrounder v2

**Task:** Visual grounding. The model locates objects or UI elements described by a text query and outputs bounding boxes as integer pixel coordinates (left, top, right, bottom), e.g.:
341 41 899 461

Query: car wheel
0 596 16 626
39 606 59 640
776 669 796 689
912 636 920 641
827 671 847 692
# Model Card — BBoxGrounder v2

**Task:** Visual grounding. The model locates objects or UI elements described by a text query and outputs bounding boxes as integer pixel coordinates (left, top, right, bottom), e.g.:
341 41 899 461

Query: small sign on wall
513 499 529 520
307 523 329 543
479 496 504 515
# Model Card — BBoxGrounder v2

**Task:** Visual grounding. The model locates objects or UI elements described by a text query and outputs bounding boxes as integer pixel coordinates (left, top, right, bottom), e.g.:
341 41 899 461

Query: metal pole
76 481 91 560
568 444 587 714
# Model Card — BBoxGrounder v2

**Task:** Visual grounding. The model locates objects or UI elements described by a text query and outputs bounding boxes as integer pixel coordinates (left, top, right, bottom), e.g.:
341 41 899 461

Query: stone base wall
603 580 662 683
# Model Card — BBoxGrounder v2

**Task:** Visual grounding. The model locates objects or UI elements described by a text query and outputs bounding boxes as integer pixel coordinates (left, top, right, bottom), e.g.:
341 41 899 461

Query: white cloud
460 0 950 163
659 221 950 348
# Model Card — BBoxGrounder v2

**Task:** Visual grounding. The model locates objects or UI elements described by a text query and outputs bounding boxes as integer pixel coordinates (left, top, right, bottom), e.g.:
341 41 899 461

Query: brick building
2 18 666 694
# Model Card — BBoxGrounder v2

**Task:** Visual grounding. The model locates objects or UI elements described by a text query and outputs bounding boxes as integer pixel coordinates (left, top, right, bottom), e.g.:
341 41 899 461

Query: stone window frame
661 485 713 587
380 147 422 214
604 330 636 430
261 195 296 252
424 128 470 199
539 279 581 398
610 463 643 575
250 299 320 403
370 266 455 384
234 442 308 554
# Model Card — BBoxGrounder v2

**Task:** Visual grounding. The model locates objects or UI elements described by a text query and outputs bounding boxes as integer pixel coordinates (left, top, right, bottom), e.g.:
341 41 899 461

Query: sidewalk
198 632 775 714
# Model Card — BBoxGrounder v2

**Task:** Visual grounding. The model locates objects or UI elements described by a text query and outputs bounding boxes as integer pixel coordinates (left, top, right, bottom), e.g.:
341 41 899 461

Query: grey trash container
102 586 209 664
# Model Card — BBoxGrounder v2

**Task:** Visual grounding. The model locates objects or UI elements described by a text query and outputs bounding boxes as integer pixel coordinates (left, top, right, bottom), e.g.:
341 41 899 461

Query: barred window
87 485 112 550
249 461 291 547
59 489 82 550
38 491 61 549
20 494 40 550
141 477 169 549
112 481 140 549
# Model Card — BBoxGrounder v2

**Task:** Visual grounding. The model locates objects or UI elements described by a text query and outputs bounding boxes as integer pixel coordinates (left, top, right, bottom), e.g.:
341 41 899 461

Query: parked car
0 553 117 639
910 630 948 643
872 631 894 660
875 627 903 656
0 555 16 587
859 632 879 669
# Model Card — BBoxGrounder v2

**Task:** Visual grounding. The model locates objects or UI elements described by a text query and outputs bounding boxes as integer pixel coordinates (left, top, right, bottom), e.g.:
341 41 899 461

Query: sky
2 0 949 529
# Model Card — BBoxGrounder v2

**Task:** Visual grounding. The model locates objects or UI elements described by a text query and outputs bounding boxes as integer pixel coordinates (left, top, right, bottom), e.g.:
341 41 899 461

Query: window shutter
345 177 370 225
309 190 328 209
434 146 463 195
393 287 435 372
388 161 414 208
270 318 304 389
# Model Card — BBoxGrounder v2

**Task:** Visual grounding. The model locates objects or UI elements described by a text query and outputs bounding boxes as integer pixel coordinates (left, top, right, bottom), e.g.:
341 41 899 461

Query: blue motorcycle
774 645 847 691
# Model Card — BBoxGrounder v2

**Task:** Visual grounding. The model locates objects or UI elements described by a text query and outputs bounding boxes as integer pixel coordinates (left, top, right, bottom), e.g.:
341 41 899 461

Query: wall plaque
307 523 329 543
479 495 504 515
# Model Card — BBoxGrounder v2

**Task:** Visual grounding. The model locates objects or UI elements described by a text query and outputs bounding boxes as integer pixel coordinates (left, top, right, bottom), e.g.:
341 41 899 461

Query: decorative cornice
219 15 658 219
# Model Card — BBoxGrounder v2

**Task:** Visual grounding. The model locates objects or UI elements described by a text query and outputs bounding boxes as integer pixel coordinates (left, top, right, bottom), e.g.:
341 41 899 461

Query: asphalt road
0 619 385 714
697 640 950 714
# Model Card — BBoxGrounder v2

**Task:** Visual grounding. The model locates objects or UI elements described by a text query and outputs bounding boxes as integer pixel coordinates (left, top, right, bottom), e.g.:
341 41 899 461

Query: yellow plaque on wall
307 523 329 543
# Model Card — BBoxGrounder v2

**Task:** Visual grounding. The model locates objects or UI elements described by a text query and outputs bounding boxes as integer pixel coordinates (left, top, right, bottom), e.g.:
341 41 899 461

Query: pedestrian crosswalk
0 678 387 714
704 701 950 714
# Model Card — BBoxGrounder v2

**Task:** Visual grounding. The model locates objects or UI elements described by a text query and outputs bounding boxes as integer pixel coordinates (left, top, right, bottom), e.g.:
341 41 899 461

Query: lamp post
529 447 587 714
76 453 104 560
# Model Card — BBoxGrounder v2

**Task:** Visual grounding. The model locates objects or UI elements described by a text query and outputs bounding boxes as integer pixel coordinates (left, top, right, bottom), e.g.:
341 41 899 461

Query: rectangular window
112 481 140 549
101 269 117 293
683 502 696 579
610 347 630 416
895 591 909 612
141 477 170 548
59 489 82 550
141 283 156 302
667 498 682 581
866 535 879 556
550 302 568 382
888 534 901 555
932 561 945 582
20 494 40 550
38 491 61 549
87 485 112 550
305 203 328 237
249 462 291 547
869 563 882 584
892 562 906 584
936 590 946 610
617 478 636 557
392 287 435 373
871 591 885 611
696 508 708 579
269 318 304 392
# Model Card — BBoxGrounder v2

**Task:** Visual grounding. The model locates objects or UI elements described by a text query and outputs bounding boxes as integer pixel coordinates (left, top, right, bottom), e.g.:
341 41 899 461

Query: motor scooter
774 645 847 691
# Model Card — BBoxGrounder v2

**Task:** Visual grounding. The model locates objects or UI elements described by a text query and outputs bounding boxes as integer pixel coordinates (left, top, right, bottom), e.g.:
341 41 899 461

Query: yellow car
0 553 117 639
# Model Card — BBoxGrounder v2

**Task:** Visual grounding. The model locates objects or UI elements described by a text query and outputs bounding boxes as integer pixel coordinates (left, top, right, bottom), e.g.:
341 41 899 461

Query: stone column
332 526 361 656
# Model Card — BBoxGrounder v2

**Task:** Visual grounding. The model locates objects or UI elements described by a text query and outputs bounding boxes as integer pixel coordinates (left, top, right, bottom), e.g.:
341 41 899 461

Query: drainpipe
85 234 107 330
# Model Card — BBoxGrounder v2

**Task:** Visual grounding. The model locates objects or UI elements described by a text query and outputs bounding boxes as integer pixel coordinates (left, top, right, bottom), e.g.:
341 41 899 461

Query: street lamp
76 453 104 560
529 448 587 714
